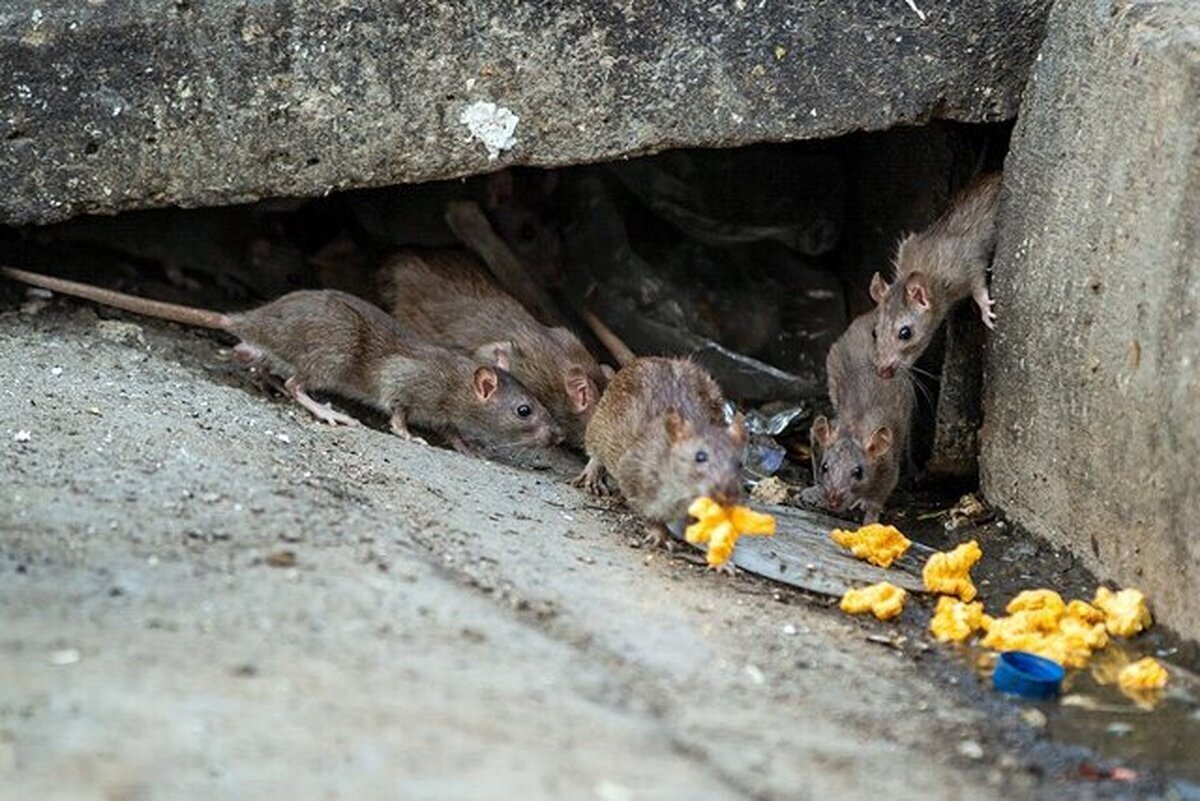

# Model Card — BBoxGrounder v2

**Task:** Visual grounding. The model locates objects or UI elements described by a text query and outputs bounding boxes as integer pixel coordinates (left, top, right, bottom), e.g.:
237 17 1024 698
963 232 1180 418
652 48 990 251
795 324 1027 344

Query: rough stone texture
0 1 1051 226
981 0 1200 640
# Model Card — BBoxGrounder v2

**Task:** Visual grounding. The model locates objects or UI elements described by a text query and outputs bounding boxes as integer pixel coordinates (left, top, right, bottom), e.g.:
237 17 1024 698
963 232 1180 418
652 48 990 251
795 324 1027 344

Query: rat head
463 343 564 449
869 258 938 379
811 416 893 513
485 170 564 289
662 408 747 507
480 330 611 450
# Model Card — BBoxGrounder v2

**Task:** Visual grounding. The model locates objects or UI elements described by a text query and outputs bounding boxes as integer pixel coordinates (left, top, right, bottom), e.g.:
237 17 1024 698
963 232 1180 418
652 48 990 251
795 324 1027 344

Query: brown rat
804 309 915 523
377 249 609 448
869 171 1002 378
572 357 746 545
1 266 562 454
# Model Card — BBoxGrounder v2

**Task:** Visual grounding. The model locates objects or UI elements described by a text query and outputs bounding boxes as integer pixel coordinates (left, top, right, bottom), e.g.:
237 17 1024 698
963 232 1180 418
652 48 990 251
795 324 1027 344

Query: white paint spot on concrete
460 101 519 161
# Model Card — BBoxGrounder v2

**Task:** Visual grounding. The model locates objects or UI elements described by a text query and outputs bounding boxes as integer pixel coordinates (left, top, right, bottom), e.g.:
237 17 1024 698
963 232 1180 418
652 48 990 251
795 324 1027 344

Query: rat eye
898 325 912 341
871 327 877 342
851 465 864 480
519 222 537 241
516 404 532 418
821 460 829 474
695 450 709 464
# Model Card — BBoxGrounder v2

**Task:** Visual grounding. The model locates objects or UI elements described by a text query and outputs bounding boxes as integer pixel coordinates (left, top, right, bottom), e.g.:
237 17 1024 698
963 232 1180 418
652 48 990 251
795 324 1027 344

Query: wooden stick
580 309 636 367
444 199 564 326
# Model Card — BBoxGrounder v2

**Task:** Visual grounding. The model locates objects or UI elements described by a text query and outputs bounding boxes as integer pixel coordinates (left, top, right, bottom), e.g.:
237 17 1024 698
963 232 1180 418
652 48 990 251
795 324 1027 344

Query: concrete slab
981 0 1200 640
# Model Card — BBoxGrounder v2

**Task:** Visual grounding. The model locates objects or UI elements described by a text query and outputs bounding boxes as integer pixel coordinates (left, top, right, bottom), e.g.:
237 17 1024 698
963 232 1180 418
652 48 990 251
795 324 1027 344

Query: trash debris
840 582 906 621
1093 587 1153 637
744 405 809 437
1076 762 1138 783
947 493 989 530
922 540 983 601
1020 708 1048 729
750 476 790 505
13 430 31 443
831 523 912 568
744 436 788 477
685 497 776 568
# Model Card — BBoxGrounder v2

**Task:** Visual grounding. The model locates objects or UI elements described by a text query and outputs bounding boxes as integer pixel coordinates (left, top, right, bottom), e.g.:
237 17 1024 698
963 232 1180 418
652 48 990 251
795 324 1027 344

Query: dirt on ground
0 296 1186 801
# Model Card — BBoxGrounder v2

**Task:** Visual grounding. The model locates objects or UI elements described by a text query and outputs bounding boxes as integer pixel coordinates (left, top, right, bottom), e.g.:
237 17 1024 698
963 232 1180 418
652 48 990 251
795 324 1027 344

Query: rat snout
876 362 897 379
711 483 743 507
539 423 565 447
824 490 845 510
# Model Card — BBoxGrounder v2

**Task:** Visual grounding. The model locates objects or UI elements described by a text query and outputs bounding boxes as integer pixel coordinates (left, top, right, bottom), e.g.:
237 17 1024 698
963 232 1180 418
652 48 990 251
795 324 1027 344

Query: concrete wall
982 0 1199 640
0 1 1050 226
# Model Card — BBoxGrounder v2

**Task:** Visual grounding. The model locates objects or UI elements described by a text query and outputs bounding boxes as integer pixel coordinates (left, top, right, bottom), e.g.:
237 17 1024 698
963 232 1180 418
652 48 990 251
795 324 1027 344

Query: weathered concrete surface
0 1 1051 226
0 293 1112 799
981 1 1200 640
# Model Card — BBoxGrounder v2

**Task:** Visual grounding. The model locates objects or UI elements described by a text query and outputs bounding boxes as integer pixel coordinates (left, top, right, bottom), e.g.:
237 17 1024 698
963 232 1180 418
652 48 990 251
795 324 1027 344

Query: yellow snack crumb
929 596 986 642
1118 657 1169 691
685 497 775 568
1093 587 1153 637
830 523 912 568
840 582 907 621
922 540 983 601
1065 599 1105 625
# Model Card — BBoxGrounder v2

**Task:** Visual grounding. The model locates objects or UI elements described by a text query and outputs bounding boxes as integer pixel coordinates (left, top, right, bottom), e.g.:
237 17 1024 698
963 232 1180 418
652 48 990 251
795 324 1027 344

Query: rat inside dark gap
0 119 1010 501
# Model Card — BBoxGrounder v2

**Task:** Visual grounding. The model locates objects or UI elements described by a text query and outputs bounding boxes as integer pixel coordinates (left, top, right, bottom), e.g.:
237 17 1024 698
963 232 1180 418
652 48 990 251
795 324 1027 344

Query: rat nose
877 363 896 379
713 486 742 506
825 491 844 509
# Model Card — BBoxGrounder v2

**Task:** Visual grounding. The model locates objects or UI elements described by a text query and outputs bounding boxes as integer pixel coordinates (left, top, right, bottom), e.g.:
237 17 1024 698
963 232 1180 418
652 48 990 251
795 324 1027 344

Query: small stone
744 663 766 685
13 430 31 443
49 367 63 377
782 623 797 635
275 433 290 444
1019 708 1047 729
266 550 297 568
48 648 81 666
957 739 984 760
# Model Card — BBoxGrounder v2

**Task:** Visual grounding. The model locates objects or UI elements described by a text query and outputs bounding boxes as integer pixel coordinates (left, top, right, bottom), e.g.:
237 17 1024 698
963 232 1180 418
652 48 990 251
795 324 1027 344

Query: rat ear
811 415 835 449
474 340 516 372
485 170 514 209
564 365 596 414
869 272 890 304
864 426 894 460
904 273 931 311
664 408 692 443
727 412 748 446
473 366 499 402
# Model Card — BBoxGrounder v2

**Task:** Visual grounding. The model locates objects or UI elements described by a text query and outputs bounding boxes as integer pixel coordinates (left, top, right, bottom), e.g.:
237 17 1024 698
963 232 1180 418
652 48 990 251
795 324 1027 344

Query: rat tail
1 266 232 330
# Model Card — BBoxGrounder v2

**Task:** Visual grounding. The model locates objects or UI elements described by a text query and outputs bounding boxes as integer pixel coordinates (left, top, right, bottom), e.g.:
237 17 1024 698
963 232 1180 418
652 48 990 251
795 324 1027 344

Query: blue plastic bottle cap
993 651 1066 699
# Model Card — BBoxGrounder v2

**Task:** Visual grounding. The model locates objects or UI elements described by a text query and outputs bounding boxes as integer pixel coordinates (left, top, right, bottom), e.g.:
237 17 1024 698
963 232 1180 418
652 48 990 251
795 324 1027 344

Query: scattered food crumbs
1093 587 1153 636
275 433 291 444
685 497 775 568
830 523 912 568
266 550 297 568
1117 657 1168 691
13 430 31 443
87 407 102 416
840 582 906 621
929 596 986 642
922 540 982 601
50 367 63 377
